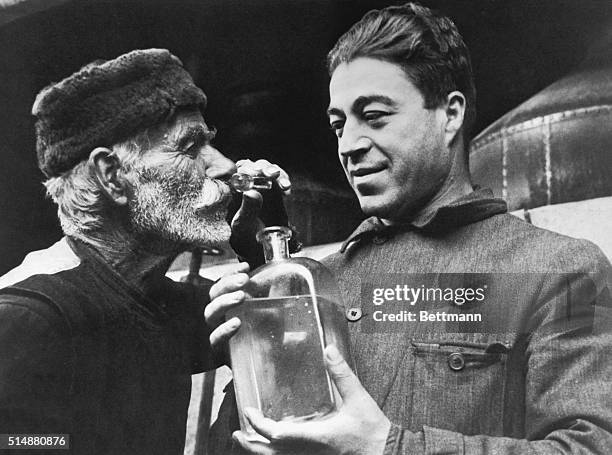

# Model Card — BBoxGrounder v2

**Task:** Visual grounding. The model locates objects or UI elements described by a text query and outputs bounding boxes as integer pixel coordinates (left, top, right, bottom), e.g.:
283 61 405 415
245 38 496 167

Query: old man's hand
205 266 251 353
232 345 391 455
229 159 292 268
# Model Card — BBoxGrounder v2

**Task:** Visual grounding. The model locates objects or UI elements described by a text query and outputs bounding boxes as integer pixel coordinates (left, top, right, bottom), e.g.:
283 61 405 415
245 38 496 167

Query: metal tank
470 32 612 259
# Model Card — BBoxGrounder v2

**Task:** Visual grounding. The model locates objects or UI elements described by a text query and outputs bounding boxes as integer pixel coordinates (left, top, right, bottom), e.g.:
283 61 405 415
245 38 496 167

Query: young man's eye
363 111 387 122
329 120 345 137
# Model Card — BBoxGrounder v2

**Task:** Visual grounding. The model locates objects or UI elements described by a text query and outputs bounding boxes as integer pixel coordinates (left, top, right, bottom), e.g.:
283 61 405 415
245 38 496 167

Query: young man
208 3 612 454
0 49 290 454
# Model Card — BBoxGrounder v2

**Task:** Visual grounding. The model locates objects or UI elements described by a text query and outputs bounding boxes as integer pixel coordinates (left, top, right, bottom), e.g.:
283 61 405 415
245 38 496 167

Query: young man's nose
338 129 373 159
203 146 237 179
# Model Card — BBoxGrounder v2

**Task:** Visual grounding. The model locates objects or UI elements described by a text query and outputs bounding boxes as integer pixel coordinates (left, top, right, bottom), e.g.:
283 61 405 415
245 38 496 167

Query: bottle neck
257 227 292 263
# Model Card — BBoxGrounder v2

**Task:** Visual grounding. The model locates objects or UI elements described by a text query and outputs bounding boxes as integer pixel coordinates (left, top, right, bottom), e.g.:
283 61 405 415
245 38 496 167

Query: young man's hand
232 345 391 455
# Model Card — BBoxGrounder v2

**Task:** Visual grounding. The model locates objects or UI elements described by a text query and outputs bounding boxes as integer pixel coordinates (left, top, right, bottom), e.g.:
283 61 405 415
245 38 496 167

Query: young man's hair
327 2 477 142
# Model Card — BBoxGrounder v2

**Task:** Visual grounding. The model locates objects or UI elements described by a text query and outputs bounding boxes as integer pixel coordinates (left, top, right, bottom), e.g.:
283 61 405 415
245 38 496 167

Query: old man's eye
182 140 198 156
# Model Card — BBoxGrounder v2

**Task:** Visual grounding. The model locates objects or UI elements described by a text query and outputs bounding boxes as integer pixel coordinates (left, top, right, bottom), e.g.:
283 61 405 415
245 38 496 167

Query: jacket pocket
408 338 511 435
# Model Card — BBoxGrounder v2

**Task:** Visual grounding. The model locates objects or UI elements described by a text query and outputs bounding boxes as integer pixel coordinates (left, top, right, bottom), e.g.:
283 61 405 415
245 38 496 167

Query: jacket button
346 308 362 321
372 235 386 245
448 352 465 371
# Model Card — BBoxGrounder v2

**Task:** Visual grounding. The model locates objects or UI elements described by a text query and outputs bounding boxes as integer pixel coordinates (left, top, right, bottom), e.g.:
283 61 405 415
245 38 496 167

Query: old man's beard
126 165 232 248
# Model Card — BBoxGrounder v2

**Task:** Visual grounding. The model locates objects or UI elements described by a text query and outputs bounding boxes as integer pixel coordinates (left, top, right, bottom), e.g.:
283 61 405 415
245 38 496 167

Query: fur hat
32 48 207 178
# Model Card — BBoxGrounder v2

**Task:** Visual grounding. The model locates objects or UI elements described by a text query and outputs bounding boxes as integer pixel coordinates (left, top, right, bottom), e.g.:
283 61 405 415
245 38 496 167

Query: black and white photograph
0 1 611 454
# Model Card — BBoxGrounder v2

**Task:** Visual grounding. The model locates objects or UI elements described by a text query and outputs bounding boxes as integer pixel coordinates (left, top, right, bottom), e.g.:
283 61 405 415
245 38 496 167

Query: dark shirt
0 237 212 454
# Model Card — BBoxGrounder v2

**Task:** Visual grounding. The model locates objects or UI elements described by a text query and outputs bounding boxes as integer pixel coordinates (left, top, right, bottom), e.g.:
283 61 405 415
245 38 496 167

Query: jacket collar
340 187 507 253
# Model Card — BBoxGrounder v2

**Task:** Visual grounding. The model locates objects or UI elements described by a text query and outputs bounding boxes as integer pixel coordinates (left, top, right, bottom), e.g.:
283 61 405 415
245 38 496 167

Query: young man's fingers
232 431 275 455
243 408 279 441
244 408 325 444
324 345 364 402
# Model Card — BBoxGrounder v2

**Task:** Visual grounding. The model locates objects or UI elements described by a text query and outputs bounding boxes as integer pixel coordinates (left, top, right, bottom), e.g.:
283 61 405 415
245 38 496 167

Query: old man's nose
204 146 237 179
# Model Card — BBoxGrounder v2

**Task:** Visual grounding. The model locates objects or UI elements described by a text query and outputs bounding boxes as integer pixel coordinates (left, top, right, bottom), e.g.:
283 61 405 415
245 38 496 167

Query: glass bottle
227 226 353 436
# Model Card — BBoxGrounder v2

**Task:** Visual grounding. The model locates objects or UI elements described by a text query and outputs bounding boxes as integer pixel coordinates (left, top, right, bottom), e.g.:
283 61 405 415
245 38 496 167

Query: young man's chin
359 199 417 224
358 194 395 218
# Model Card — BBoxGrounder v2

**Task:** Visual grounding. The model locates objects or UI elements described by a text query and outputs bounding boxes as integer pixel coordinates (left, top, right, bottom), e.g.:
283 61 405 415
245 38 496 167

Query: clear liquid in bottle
227 227 353 437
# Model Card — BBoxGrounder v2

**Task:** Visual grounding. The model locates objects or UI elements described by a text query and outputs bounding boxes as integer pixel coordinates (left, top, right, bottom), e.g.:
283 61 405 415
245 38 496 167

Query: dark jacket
0 237 212 454
322 189 612 454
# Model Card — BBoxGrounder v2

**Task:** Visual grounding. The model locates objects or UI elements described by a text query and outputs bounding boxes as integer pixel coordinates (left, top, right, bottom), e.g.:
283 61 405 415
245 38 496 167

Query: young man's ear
444 91 466 147
88 147 128 205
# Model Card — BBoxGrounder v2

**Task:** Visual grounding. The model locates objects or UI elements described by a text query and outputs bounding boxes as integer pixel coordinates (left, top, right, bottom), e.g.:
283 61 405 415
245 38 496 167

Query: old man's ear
444 91 466 147
89 147 128 206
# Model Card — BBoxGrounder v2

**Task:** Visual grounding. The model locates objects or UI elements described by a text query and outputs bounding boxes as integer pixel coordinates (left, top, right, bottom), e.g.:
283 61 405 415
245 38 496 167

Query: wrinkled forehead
146 106 208 146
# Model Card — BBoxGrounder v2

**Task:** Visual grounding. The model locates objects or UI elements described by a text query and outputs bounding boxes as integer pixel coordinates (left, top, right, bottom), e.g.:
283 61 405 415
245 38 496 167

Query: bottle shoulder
247 257 340 300
250 256 330 276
